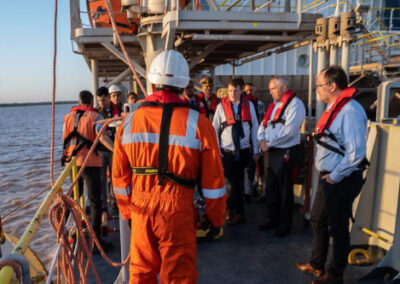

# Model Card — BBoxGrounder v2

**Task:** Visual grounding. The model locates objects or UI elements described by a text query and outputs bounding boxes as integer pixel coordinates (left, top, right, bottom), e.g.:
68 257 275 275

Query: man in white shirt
296 66 367 284
212 79 259 225
257 76 305 237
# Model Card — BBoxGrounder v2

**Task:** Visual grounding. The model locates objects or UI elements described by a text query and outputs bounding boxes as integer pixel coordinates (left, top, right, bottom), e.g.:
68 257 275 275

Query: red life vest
243 93 258 105
181 95 207 115
262 90 296 127
70 105 97 112
198 92 219 116
313 87 356 138
221 96 251 126
110 102 121 117
145 89 185 104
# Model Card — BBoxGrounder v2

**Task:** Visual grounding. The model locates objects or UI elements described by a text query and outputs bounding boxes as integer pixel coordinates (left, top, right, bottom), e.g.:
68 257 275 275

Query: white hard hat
147 50 190 89
109 85 122 94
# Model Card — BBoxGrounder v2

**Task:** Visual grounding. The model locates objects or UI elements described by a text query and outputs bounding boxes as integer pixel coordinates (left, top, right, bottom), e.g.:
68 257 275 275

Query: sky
0 1 92 103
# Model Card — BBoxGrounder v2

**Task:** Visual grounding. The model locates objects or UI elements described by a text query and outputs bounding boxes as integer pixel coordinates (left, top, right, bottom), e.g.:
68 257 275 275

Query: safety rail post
0 157 77 284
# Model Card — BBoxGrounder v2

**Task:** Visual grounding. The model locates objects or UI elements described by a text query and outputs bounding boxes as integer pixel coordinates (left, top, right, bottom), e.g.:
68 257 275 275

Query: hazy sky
0 1 92 103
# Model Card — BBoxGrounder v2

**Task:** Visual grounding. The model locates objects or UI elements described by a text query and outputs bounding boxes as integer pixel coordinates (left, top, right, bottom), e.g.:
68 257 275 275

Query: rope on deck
48 117 130 284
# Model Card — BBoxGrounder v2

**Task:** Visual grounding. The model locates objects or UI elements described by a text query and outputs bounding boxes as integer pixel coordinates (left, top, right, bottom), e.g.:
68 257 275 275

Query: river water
0 103 74 268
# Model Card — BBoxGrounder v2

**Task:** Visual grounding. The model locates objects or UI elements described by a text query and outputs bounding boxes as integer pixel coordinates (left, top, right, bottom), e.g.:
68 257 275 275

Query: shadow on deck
91 200 387 283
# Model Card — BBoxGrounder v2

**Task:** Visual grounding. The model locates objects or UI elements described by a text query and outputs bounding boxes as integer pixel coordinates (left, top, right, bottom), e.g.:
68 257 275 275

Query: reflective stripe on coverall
112 90 226 284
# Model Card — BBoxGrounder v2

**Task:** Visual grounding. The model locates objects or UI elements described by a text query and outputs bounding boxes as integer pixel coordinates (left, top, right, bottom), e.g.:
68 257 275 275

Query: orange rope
104 0 148 97
50 0 58 186
49 117 130 284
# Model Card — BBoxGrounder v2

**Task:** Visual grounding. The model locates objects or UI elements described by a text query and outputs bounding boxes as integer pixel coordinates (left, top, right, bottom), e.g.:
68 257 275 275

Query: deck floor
90 199 389 284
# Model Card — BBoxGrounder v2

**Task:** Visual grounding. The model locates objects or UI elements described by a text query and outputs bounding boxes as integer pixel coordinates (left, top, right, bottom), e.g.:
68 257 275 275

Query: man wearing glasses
296 66 368 284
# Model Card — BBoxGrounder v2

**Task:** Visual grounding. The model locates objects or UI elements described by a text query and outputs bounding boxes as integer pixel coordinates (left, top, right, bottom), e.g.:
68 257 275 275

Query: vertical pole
329 45 338 66
250 0 255 11
308 42 314 119
316 47 327 118
91 59 99 107
310 45 328 214
342 41 351 81
119 215 131 283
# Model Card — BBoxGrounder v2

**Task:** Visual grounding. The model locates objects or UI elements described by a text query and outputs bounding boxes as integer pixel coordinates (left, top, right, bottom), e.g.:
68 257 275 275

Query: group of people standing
62 49 367 284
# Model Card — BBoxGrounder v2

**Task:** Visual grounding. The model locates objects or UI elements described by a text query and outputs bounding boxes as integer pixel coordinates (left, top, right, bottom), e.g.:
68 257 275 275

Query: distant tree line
0 101 76 107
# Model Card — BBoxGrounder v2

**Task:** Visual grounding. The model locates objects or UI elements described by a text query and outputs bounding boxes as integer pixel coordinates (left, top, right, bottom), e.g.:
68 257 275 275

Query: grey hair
270 76 289 89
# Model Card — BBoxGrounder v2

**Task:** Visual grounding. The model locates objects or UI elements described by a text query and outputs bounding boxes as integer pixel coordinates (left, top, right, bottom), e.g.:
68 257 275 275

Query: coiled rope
48 117 129 284
45 0 141 281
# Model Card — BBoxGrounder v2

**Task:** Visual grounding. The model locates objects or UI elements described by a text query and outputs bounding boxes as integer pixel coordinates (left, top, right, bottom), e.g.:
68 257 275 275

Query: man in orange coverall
112 50 227 284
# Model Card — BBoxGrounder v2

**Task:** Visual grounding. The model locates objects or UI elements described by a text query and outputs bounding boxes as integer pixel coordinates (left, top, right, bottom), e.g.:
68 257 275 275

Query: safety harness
131 101 198 188
262 90 296 128
61 109 99 166
313 87 369 169
313 87 355 156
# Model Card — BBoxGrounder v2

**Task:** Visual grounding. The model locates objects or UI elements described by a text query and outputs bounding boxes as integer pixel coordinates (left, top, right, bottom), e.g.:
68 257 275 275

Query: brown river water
0 103 74 269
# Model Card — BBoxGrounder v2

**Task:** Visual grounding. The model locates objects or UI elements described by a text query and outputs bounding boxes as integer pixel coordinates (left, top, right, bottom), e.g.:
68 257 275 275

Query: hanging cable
104 0 148 97
50 0 58 186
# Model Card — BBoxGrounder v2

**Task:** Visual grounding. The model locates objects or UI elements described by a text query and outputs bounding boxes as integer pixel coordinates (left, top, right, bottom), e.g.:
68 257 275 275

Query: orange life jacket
112 90 226 225
62 105 102 167
262 90 296 127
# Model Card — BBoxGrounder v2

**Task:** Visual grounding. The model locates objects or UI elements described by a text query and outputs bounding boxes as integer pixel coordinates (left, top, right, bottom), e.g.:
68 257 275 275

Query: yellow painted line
302 0 322 9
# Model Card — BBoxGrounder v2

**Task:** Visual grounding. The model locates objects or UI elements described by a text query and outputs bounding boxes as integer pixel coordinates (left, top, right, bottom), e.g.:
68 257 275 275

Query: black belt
132 167 197 188
319 171 331 176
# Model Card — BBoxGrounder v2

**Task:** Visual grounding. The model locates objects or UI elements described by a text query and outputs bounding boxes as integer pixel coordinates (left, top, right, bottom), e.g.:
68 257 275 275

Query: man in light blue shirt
296 66 367 284
257 76 305 237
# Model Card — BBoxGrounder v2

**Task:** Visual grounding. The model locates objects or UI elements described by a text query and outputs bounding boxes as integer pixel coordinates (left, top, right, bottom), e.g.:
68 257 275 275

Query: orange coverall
112 90 226 284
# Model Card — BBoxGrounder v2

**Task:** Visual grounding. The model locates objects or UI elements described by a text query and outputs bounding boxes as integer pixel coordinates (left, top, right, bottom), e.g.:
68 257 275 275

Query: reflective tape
114 187 130 196
121 108 201 150
202 186 226 199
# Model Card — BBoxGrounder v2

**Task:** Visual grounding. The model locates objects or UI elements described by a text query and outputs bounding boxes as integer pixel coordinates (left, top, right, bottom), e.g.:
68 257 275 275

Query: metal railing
0 157 79 284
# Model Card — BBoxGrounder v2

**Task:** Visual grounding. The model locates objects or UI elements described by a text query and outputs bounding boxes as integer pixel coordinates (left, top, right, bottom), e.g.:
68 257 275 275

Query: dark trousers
264 145 299 230
100 151 113 209
246 159 256 190
77 166 102 238
310 170 363 276
222 148 251 216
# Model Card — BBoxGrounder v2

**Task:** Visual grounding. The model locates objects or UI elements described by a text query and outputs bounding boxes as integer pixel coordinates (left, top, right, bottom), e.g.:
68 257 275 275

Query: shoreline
0 101 75 108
